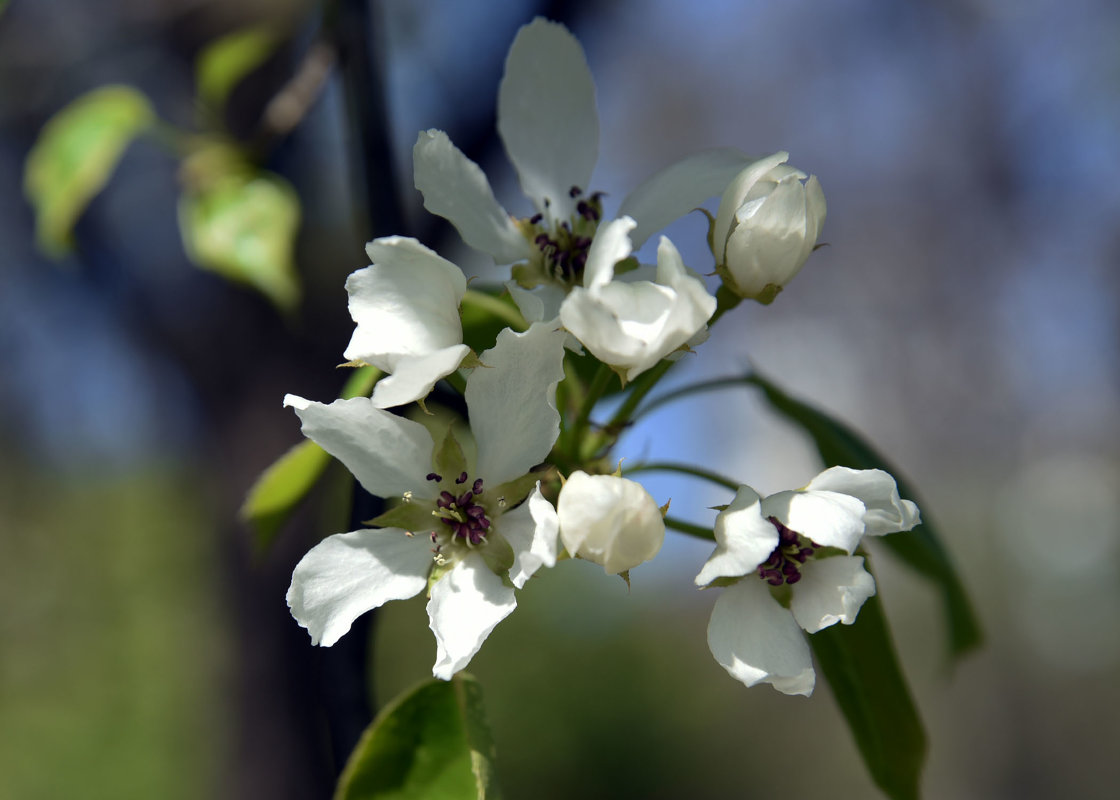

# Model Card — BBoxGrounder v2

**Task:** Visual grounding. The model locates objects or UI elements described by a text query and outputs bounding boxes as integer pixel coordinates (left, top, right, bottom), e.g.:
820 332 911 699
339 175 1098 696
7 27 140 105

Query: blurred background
2 0 1118 798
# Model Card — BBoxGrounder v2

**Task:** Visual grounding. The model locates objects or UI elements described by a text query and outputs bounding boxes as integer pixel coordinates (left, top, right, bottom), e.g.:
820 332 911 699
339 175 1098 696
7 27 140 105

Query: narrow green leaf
241 366 379 550
178 169 301 311
810 594 927 800
25 85 155 256
335 674 501 800
748 372 982 659
196 26 280 115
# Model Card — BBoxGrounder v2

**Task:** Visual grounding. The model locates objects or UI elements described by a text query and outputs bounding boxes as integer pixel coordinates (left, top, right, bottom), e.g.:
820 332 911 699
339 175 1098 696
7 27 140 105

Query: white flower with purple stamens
696 467 919 696
285 322 566 679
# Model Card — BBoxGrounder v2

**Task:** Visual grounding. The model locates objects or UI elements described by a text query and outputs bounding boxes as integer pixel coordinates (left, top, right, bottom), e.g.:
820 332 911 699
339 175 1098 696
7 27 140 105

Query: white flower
557 217 716 381
557 471 665 574
285 322 567 679
343 237 470 409
412 18 603 299
619 151 826 303
696 467 919 696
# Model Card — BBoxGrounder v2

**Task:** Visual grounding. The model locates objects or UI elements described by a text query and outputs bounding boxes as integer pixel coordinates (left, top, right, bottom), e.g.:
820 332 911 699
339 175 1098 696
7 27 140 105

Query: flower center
757 517 820 586
426 471 491 548
514 185 604 287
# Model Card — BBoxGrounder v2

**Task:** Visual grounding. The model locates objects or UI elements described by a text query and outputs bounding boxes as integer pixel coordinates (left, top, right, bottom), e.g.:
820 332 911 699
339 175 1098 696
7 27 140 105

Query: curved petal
763 488 867 553
707 578 815 696
505 280 567 324
284 395 436 500
501 484 559 588
287 528 432 646
497 18 598 220
696 485 778 586
805 466 920 536
428 553 517 679
582 216 635 289
556 472 665 574
413 130 529 264
790 555 876 633
724 175 813 296
618 148 753 249
343 237 466 367
369 344 470 409
466 322 566 486
712 152 789 262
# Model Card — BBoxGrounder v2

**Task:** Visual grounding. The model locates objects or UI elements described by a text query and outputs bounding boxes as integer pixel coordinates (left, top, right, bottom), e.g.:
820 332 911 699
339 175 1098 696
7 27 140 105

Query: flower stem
633 375 752 422
568 362 615 461
664 515 715 541
625 461 740 492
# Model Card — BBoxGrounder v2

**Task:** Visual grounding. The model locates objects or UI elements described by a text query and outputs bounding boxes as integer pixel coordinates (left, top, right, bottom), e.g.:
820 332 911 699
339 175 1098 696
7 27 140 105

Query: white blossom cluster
284 19 917 695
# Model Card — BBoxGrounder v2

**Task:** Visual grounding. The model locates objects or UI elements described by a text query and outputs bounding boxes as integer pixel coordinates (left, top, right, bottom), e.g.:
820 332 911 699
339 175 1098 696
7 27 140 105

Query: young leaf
25 85 155 256
241 366 380 549
810 594 927 800
196 26 281 116
747 371 982 660
178 169 301 311
335 674 501 800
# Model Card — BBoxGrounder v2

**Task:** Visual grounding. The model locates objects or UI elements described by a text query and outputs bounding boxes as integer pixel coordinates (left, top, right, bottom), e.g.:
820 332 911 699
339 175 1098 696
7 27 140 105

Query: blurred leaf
460 288 525 354
178 168 301 311
241 366 379 550
335 674 501 800
24 85 155 256
811 594 927 800
196 26 281 116
747 371 982 660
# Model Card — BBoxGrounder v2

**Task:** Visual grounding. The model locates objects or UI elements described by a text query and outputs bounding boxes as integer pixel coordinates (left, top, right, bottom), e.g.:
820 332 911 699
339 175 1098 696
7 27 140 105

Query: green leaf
810 594 927 800
335 674 501 800
196 26 281 116
178 168 301 311
25 85 155 256
460 288 526 354
241 366 380 549
748 371 982 660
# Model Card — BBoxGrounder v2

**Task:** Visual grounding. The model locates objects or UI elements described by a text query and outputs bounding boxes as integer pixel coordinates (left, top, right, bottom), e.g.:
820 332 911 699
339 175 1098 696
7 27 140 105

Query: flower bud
556 472 665 574
712 152 826 304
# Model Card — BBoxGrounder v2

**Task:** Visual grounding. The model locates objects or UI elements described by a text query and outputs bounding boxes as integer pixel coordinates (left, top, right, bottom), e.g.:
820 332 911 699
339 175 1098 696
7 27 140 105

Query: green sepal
752 283 783 305
810 593 927 800
25 85 156 257
478 533 515 576
434 427 469 483
365 502 436 534
334 673 502 800
488 467 550 511
748 370 982 660
697 206 718 257
458 350 486 371
618 569 631 589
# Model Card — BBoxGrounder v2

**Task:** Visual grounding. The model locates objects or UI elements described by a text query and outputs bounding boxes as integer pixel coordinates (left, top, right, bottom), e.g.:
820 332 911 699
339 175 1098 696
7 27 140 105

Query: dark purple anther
529 213 543 224
569 185 582 198
535 233 551 248
426 472 442 482
438 491 454 507
458 492 473 507
758 516 819 586
472 478 484 495
456 472 468 484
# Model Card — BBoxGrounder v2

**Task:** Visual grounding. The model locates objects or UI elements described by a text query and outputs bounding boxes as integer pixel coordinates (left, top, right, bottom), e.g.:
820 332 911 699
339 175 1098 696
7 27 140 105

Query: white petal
763 488 867 553
369 344 470 409
724 175 813 296
505 280 566 324
497 18 598 220
805 466 920 536
501 484 559 589
791 555 876 633
712 152 789 262
617 148 754 249
707 579 815 696
466 322 566 486
343 237 466 367
696 485 778 586
412 130 529 264
284 395 436 500
428 554 517 679
582 217 635 290
557 472 665 574
287 528 432 646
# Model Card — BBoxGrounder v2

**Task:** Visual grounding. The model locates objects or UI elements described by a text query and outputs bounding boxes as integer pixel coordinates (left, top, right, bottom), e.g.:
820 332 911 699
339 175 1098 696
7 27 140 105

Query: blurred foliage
0 466 226 800
24 85 155 257
196 26 282 122
336 675 499 800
